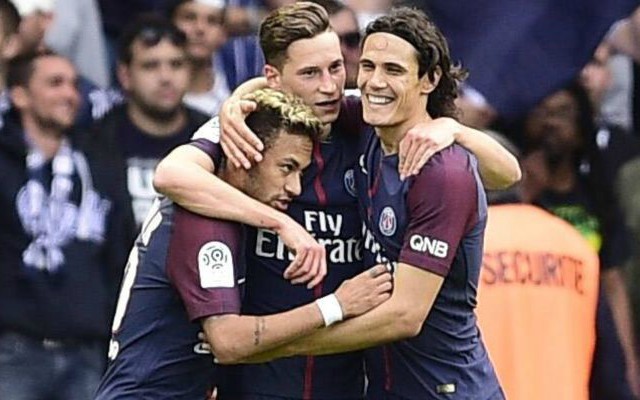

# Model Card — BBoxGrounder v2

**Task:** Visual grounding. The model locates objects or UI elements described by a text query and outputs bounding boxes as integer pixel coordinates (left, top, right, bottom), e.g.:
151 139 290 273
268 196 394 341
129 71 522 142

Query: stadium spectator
168 0 231 116
86 15 208 231
8 0 122 128
520 81 640 396
0 50 133 400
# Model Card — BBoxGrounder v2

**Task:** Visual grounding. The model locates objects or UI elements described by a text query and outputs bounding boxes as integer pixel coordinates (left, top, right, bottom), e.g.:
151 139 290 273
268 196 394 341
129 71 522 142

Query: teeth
367 95 392 105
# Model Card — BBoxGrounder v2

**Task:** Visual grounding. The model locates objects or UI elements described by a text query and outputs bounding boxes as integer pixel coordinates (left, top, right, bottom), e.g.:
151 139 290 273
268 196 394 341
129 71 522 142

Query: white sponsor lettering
198 241 235 288
303 210 343 237
361 224 389 265
255 228 362 264
108 339 119 361
409 234 449 258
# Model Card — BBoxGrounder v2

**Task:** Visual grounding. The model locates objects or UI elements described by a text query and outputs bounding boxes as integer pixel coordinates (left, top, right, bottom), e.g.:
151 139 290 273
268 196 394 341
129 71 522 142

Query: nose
284 172 303 198
194 17 207 34
369 67 387 89
318 71 338 94
158 63 174 82
62 81 80 103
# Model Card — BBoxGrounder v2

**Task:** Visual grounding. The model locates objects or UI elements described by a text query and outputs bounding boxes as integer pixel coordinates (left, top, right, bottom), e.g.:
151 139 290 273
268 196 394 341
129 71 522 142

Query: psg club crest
344 169 357 197
378 206 397 237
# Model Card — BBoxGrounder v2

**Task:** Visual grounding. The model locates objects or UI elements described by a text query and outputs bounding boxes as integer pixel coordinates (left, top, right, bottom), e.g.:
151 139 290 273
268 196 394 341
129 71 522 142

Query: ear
263 64 282 89
421 66 442 95
116 63 131 91
10 86 29 110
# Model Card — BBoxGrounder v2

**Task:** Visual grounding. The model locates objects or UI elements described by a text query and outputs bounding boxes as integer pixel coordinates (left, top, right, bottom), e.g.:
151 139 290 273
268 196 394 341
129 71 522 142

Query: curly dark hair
364 7 467 118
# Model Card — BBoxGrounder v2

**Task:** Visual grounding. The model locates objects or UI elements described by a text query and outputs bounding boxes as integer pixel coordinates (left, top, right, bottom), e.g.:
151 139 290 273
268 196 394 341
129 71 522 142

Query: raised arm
154 128 326 287
398 117 521 189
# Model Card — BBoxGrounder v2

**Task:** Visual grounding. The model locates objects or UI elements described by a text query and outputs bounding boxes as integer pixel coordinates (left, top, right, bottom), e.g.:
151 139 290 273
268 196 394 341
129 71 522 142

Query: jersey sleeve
166 205 243 321
399 147 480 276
189 116 224 167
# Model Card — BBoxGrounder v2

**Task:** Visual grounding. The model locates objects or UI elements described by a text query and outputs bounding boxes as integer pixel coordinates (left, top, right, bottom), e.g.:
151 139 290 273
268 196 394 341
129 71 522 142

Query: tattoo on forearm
254 317 266 346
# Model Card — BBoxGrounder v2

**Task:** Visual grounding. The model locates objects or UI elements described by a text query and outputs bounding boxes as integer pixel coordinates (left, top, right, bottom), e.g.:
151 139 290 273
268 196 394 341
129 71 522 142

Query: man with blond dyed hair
95 88 392 399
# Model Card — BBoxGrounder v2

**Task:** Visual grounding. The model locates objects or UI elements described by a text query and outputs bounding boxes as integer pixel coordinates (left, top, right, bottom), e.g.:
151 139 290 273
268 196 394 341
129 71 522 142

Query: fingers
283 248 309 280
220 140 246 169
367 264 392 279
306 255 327 289
284 246 327 288
400 139 420 180
221 125 261 169
219 99 263 169
398 135 408 178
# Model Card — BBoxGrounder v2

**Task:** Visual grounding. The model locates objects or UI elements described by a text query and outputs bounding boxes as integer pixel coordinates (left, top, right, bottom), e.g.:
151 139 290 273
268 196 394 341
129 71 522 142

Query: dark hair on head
165 0 226 23
0 0 20 37
364 7 467 118
166 0 190 20
259 1 331 69
563 81 596 146
118 14 187 65
308 0 348 16
242 88 323 149
7 49 58 88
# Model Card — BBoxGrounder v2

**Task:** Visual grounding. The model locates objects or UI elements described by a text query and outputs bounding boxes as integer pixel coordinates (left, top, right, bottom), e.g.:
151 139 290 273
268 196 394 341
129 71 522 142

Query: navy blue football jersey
95 153 245 399
196 99 370 399
356 130 504 400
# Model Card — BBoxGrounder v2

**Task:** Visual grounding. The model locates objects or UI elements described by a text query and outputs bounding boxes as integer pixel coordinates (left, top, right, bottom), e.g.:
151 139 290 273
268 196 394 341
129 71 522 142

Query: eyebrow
283 157 301 169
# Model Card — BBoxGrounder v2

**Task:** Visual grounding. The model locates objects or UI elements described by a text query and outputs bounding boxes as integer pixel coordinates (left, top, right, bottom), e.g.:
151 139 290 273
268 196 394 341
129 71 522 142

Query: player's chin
271 199 291 211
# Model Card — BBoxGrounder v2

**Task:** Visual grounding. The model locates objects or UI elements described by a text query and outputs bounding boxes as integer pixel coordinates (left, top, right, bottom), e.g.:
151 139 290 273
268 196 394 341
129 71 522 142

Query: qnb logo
409 235 449 258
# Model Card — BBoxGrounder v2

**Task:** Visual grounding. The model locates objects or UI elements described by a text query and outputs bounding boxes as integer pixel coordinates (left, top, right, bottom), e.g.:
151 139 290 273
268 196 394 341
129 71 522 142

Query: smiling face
12 55 80 133
357 32 433 131
266 31 346 125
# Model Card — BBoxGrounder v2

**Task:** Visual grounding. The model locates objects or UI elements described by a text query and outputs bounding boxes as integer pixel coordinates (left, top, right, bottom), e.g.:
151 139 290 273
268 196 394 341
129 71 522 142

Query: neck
22 116 64 159
319 123 332 141
218 162 246 191
189 57 214 93
127 102 187 137
376 113 431 155
547 159 577 193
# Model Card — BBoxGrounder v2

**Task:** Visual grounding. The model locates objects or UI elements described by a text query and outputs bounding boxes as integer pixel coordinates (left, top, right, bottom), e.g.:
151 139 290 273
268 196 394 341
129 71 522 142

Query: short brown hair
259 1 330 69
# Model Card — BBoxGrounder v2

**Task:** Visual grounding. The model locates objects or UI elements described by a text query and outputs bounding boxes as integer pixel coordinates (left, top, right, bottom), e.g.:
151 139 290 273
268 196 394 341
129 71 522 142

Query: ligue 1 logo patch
198 241 234 288
379 206 397 236
344 169 357 197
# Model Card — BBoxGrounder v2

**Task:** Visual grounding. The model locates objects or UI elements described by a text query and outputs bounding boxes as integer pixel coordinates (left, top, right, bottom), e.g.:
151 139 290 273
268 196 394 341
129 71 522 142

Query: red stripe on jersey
383 345 393 391
312 142 328 207
303 284 325 399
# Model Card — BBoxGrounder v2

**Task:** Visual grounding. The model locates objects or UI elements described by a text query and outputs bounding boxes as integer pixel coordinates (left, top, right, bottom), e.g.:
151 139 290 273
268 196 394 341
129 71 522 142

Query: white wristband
315 294 344 327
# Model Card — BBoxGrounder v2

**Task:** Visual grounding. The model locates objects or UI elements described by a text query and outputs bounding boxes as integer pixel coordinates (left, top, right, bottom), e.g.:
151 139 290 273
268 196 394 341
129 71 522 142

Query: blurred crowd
1 0 640 399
